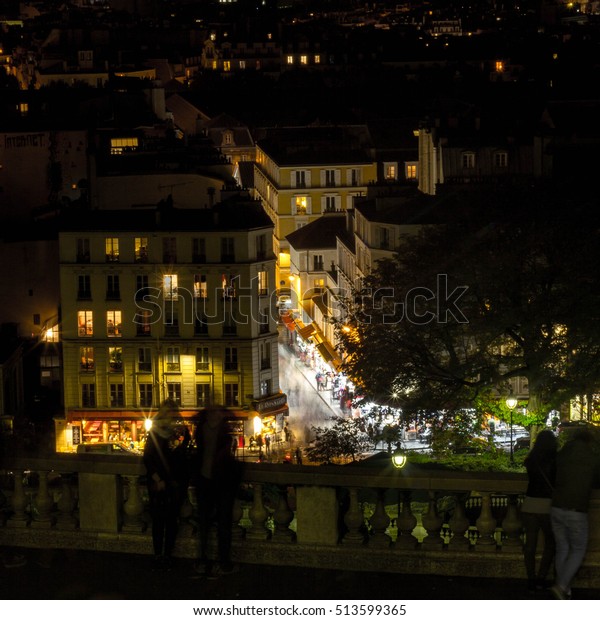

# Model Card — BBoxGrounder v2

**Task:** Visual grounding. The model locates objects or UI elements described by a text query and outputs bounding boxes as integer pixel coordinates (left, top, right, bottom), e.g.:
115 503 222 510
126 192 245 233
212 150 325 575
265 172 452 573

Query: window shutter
306 196 312 214
291 170 297 188
305 170 311 188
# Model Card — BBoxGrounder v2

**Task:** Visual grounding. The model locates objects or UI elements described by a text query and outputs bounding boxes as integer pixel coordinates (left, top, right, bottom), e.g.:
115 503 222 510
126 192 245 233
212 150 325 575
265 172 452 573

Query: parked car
513 436 531 451
76 442 139 455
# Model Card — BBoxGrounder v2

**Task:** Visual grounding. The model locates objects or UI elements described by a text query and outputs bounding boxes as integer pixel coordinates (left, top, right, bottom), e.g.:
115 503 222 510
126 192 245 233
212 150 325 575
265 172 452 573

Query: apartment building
253 126 377 289
56 196 285 451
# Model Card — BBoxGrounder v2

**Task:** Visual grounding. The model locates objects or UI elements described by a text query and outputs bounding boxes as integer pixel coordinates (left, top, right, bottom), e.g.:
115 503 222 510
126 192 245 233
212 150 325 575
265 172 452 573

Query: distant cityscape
0 0 598 451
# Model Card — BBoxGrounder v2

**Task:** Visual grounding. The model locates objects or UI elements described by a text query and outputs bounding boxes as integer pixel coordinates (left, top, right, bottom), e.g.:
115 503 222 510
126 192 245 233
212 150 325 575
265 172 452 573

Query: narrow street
277 328 342 451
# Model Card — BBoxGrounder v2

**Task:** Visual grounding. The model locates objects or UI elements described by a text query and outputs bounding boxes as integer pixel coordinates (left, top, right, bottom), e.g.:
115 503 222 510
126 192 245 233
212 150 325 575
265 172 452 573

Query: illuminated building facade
56 195 285 451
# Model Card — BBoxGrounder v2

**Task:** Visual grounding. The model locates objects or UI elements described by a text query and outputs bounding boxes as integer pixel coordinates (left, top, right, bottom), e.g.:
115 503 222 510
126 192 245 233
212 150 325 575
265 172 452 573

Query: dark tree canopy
335 182 600 424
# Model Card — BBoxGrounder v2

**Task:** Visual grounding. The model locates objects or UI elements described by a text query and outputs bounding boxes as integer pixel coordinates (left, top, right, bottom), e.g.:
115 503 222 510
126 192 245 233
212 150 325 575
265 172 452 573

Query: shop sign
72 425 81 445
252 394 287 414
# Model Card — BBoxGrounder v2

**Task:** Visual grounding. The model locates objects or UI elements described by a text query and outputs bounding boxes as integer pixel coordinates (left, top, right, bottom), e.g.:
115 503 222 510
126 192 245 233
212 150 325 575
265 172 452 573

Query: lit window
495 60 504 73
194 275 208 298
223 132 232 145
239 60 246 69
462 152 475 169
105 237 119 262
405 163 418 179
300 55 308 65
135 310 152 337
385 164 397 180
110 137 138 155
44 324 60 342
78 311 93 337
257 270 268 296
163 274 178 300
107 310 122 337
314 54 321 64
80 346 94 371
223 60 231 72
212 60 217 70
109 346 123 371
287 55 294 65
135 237 148 263
260 379 271 397
294 195 308 215
222 273 237 299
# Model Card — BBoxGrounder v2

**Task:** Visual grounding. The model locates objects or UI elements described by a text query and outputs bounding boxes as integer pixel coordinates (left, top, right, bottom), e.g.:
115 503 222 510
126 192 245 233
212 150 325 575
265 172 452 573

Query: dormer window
223 131 233 146
494 151 508 168
462 152 475 169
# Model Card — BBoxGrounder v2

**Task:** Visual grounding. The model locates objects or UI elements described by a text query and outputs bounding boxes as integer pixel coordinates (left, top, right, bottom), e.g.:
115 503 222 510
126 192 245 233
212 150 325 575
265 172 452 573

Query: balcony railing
1 453 599 588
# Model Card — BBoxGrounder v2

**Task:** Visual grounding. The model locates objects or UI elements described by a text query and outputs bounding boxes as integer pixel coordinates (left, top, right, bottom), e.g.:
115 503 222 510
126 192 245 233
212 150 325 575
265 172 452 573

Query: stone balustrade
1 453 599 588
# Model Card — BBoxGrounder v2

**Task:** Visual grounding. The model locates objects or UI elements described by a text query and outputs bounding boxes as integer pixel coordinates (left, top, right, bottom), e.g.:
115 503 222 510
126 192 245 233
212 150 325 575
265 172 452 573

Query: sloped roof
286 213 346 250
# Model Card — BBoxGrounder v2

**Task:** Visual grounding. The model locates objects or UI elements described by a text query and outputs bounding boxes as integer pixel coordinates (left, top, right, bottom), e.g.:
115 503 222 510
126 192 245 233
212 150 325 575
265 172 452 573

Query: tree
335 182 600 432
304 417 372 464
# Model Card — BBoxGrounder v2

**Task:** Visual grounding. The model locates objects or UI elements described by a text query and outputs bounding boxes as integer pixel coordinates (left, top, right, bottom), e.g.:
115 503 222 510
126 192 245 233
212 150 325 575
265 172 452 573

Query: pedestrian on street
265 434 271 457
550 427 600 599
192 406 243 578
295 446 303 465
521 429 557 592
143 400 190 570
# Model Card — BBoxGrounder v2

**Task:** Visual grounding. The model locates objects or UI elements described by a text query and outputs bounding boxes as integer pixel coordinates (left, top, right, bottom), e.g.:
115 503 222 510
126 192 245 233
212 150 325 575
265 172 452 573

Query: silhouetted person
143 400 189 570
521 429 557 591
193 407 242 578
550 428 600 599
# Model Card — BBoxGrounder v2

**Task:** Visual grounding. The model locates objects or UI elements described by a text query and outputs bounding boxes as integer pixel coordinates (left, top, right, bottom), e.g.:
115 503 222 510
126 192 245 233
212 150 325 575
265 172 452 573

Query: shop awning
297 323 316 340
316 340 343 370
281 312 295 331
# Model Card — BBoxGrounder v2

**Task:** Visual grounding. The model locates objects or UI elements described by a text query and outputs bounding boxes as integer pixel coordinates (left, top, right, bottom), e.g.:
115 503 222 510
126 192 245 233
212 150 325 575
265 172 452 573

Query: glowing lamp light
253 415 263 436
392 449 407 469
505 397 518 410
144 418 153 431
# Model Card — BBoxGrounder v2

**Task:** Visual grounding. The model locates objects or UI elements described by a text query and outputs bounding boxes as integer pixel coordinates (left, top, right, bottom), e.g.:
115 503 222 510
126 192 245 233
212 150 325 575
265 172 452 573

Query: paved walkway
2 545 600 601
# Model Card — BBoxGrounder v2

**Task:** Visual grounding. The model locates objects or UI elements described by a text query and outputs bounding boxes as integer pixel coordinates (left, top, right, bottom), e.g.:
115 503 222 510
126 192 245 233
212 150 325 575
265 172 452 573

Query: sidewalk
4 545 599 600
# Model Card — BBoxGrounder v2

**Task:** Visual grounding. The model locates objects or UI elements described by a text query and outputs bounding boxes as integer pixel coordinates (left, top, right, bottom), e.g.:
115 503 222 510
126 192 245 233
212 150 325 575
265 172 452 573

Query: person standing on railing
521 429 557 592
143 400 190 570
550 427 600 600
192 406 243 579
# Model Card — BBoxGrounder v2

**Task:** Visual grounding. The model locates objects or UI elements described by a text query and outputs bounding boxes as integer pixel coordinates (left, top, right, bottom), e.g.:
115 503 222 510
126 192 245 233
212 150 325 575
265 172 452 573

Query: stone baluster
122 475 145 532
368 489 391 548
231 496 245 541
500 495 522 548
448 494 470 548
421 491 444 548
272 486 294 542
342 487 366 545
395 491 417 550
55 474 77 529
32 470 54 527
475 492 497 549
8 469 29 527
245 482 269 540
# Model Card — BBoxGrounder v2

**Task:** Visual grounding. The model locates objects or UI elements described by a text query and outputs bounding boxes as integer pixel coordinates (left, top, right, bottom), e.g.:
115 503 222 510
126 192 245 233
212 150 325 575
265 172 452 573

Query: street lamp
506 396 518 465
392 445 407 469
